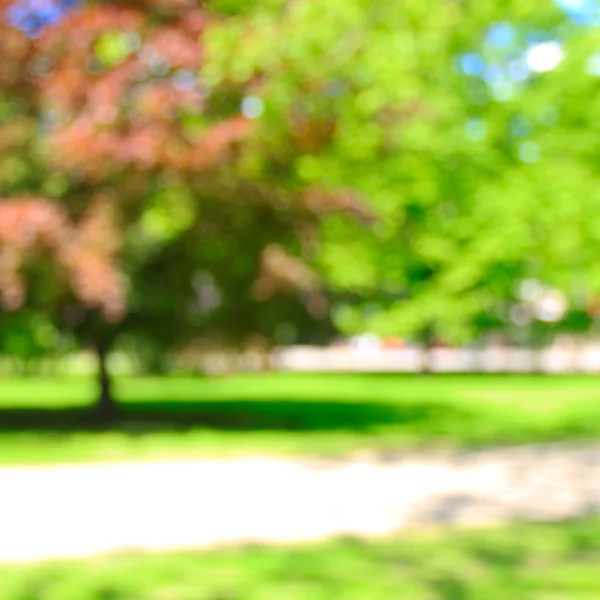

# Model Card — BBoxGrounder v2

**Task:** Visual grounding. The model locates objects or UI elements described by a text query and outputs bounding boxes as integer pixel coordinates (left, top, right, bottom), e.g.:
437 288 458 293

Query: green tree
204 0 600 348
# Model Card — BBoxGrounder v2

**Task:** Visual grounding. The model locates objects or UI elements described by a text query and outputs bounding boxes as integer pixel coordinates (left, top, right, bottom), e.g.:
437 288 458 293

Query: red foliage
252 244 328 318
0 1 252 317
0 0 365 321
0 198 124 320
29 3 246 175
302 187 375 224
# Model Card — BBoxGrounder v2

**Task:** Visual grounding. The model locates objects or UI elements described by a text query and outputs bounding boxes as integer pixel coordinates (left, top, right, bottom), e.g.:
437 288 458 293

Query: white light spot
349 334 380 356
241 97 264 119
460 53 485 76
518 279 543 302
491 79 514 101
465 119 487 141
510 304 532 326
173 70 196 90
558 0 586 10
149 57 170 77
123 32 141 53
535 290 568 322
525 41 564 73
586 53 600 76
193 272 221 312
508 60 530 82
519 141 541 163
487 23 515 48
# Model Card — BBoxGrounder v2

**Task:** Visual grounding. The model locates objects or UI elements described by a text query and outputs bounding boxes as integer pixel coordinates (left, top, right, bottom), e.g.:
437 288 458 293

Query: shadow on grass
0 396 475 436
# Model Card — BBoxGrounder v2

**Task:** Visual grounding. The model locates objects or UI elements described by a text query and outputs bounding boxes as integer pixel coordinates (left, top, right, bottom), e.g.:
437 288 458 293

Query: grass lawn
2 372 600 464
2 517 600 599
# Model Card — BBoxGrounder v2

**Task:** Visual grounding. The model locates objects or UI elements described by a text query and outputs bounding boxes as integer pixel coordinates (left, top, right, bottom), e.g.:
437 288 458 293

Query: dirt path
1 442 600 563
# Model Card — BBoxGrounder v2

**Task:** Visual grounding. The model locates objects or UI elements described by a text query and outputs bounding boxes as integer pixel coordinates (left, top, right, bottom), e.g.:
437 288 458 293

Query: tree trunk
420 330 435 374
94 340 118 419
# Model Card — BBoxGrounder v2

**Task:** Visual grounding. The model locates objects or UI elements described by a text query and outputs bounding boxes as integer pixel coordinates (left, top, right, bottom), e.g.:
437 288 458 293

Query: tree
202 0 600 350
5 0 600 401
0 0 369 413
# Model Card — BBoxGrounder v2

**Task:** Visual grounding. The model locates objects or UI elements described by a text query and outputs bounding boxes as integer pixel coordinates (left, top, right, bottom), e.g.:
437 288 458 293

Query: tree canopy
2 0 600 392
202 0 600 343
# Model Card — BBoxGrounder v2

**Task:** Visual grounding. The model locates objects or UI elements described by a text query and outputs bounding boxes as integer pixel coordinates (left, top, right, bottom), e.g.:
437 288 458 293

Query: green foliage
0 311 72 374
5 0 600 363
94 31 135 67
200 0 600 344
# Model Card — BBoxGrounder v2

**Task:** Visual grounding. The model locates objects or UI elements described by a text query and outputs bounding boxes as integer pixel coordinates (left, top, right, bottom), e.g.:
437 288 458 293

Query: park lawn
2 517 600 599
2 373 600 464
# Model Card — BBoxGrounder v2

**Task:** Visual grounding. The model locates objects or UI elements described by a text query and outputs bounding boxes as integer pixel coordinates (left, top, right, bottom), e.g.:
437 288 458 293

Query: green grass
3 373 600 464
2 518 600 599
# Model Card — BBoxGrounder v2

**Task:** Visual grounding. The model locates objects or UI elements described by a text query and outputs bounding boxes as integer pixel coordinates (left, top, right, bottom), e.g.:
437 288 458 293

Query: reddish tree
0 197 123 317
0 0 253 412
0 0 370 413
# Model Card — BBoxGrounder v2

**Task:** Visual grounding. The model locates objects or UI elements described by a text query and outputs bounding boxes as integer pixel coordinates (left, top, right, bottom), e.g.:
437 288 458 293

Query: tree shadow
0 396 475 437
411 493 503 525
